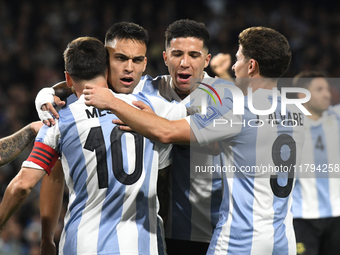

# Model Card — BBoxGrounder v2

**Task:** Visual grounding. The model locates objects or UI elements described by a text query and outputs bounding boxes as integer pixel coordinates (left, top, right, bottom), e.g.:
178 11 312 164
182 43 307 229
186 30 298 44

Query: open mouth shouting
120 76 134 86
178 73 191 83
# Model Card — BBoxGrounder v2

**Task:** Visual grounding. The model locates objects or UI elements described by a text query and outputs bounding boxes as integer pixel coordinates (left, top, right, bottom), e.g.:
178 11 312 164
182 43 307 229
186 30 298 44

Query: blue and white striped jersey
135 74 228 242
188 88 305 255
133 75 176 103
292 104 340 219
24 91 186 255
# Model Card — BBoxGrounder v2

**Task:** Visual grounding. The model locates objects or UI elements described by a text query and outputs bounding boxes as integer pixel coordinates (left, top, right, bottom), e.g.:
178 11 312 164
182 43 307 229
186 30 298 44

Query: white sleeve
30 120 61 152
188 104 242 146
155 142 173 169
35 87 55 121
331 104 340 116
22 161 45 170
146 95 187 120
22 123 61 172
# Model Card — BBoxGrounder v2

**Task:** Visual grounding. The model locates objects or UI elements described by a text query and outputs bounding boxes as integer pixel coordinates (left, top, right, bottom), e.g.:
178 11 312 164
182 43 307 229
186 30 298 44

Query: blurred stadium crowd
0 0 340 254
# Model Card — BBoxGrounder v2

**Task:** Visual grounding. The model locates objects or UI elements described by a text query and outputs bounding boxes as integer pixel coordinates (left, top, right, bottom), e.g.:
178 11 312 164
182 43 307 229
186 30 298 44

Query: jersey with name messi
292 104 340 219
24 91 187 255
188 88 305 255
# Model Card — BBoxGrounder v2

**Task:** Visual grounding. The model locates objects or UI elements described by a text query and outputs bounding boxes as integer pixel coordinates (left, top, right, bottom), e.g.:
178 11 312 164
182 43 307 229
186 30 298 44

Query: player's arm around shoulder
84 84 193 144
137 94 193 144
35 81 69 126
0 121 43 167
134 98 192 144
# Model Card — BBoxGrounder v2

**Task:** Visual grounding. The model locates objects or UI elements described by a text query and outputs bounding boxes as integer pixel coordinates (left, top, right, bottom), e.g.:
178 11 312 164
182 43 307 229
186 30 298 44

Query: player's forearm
109 98 191 144
0 172 33 231
52 81 73 101
0 124 36 167
40 240 57 255
40 160 64 243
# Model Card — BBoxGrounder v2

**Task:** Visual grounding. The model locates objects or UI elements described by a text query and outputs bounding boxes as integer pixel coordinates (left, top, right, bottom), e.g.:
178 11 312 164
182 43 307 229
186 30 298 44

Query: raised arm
83 84 193 144
0 121 42 167
40 160 65 255
210 53 233 80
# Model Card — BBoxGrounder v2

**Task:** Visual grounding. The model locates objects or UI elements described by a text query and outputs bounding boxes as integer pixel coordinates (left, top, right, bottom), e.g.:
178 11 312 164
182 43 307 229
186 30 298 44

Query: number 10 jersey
24 91 187 255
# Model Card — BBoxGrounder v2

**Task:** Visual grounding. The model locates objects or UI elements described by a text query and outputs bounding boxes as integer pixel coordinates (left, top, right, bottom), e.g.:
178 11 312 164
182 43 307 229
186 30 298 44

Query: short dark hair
165 19 210 51
64 37 108 82
105 22 149 48
293 70 326 89
239 27 291 78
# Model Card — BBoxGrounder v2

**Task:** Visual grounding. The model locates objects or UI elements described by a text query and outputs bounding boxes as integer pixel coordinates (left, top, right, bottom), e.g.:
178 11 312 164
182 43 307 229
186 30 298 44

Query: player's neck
174 87 189 100
305 107 323 121
75 76 108 98
172 72 204 99
245 77 277 95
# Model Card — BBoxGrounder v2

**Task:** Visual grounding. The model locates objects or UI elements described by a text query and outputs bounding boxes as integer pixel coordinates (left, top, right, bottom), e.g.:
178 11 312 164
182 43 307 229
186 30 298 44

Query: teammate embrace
2 19 334 255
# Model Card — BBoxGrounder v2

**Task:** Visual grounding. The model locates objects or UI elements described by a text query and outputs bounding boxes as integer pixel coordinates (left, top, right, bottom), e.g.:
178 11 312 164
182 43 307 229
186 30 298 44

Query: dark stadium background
0 0 339 253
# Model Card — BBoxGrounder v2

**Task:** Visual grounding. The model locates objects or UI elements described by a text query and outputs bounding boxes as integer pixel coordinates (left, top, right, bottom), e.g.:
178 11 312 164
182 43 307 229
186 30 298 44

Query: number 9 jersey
23 91 187 255
187 88 305 255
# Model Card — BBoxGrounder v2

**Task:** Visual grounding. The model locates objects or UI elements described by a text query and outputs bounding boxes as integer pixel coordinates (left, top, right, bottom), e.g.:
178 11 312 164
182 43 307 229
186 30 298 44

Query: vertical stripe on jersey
135 140 153 255
228 116 258 254
157 215 167 255
77 113 111 254
251 118 276 254
57 107 89 254
328 113 340 217
96 177 124 253
58 153 72 255
208 149 233 255
93 116 122 254
271 99 294 255
97 123 135 254
189 149 218 242
210 161 223 231
293 128 318 218
311 125 332 216
292 178 302 217
170 144 192 239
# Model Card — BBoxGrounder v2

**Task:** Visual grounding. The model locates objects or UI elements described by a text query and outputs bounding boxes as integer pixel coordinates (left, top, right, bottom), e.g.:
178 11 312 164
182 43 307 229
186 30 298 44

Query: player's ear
163 51 168 66
248 59 259 77
143 57 147 72
65 71 73 88
204 53 211 68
